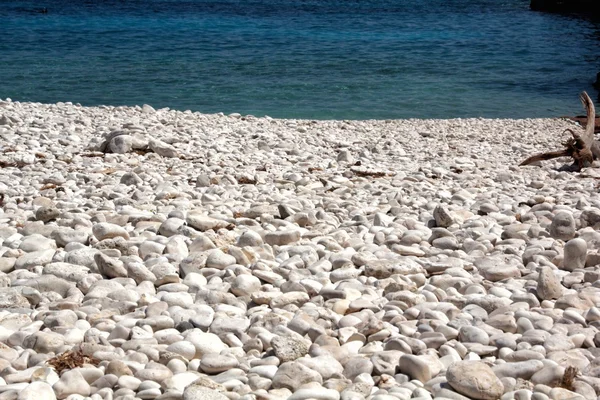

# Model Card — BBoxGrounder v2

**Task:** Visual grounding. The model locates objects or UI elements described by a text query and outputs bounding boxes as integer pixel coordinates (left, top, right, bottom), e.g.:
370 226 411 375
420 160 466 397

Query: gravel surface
0 99 600 400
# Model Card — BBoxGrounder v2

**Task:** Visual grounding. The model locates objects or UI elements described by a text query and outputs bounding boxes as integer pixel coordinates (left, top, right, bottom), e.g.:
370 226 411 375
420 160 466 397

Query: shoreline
1 98 583 123
0 99 599 400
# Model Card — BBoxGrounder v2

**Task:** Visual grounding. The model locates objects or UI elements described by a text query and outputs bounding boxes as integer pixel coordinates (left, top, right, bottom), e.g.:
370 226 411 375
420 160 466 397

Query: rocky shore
0 99 600 400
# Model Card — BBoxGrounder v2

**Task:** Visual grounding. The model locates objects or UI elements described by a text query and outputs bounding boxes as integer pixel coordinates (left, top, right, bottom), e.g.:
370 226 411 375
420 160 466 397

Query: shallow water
1 0 599 119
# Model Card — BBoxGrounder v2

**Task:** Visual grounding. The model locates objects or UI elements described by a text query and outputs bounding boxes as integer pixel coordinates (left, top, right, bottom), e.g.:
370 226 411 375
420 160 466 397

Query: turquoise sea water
0 0 599 119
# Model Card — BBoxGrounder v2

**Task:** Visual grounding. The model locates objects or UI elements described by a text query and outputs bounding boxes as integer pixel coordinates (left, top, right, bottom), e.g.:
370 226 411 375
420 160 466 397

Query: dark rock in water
530 0 600 15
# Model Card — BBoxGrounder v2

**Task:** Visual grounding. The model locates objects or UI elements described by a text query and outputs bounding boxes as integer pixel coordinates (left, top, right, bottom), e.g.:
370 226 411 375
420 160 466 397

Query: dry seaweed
47 349 99 374
350 168 389 178
0 161 19 168
133 148 152 156
561 365 579 390
237 176 257 185
78 152 105 158
40 183 57 190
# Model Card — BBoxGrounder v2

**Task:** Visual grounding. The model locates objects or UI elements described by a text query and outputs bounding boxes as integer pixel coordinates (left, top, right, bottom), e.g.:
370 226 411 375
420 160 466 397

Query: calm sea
0 0 599 119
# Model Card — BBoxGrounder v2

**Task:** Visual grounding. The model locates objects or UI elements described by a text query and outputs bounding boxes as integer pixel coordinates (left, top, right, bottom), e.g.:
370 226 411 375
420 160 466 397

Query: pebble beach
1 99 600 400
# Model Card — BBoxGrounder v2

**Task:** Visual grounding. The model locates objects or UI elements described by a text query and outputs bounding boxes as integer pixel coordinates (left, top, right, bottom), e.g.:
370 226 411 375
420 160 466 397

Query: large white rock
52 369 91 399
446 361 504 400
149 139 179 158
17 382 56 400
183 386 228 400
92 222 130 241
186 214 230 232
185 330 227 358
15 249 56 270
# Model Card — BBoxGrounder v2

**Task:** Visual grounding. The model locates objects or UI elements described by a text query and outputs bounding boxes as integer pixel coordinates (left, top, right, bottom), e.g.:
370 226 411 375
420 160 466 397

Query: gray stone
458 326 489 345
183 385 227 400
15 249 56 270
134 364 173 382
186 330 226 358
126 262 157 284
270 291 310 309
563 238 587 271
236 230 263 247
120 171 143 186
479 263 520 282
159 218 186 237
371 350 403 376
530 364 564 386
364 258 422 279
337 150 354 163
210 316 249 337
105 360 133 377
580 208 600 229
52 228 89 247
149 262 180 285
230 274 261 296
433 205 454 228
205 249 236 270
272 361 323 391
547 349 590 370
271 335 309 362
95 252 128 278
43 262 89 282
343 357 374 381
0 288 31 309
149 139 179 158
19 234 56 252
92 223 130 241
65 247 99 269
537 266 563 300
186 215 230 232
492 360 544 380
549 212 576 241
19 274 74 297
199 354 239 374
432 236 460 250
297 355 344 380
289 388 341 400
264 230 301 246
446 361 504 400
17 381 56 400
52 369 91 399
398 354 441 383
109 135 133 154
35 207 60 223
0 258 16 273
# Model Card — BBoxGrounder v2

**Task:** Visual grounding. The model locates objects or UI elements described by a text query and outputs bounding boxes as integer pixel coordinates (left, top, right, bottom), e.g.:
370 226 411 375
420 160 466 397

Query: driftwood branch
520 91 597 170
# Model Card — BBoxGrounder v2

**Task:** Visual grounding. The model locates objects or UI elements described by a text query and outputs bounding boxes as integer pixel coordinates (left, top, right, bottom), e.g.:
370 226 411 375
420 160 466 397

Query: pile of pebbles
0 98 599 400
